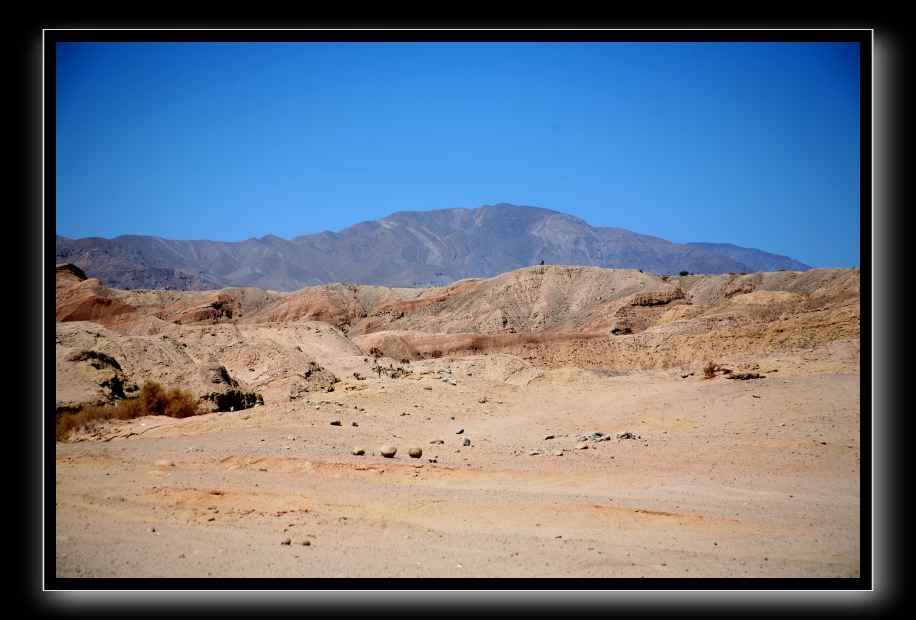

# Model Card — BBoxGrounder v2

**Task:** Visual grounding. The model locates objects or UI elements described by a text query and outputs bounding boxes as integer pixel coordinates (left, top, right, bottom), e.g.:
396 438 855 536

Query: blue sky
56 41 861 267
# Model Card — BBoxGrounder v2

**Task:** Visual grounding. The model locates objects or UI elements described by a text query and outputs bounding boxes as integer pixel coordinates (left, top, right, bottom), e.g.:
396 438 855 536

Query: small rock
185 447 201 453
428 457 438 463
478 397 488 403
423 386 432 391
543 434 555 440
352 447 366 456
456 428 464 434
380 445 397 458
528 449 540 456
155 460 175 467
553 449 563 456
617 431 640 440
430 439 445 444
300 540 311 546
148 527 156 533
586 432 605 441
314 406 321 410
351 421 358 427
286 436 296 441
281 538 291 546
576 444 589 450
408 447 423 459
462 438 471 447
330 419 341 426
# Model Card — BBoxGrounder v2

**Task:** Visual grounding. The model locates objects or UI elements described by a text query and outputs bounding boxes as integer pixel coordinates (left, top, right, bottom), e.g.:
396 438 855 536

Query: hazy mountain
686 242 812 273
56 203 810 291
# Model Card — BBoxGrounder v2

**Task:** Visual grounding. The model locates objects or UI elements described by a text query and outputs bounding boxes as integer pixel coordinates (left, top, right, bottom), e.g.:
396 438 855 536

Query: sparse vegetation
56 381 202 441
371 359 409 379
726 372 765 380
702 361 717 379
702 361 733 379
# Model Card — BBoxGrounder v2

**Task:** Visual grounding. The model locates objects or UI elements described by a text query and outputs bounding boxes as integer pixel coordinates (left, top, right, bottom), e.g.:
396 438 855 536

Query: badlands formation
55 263 860 578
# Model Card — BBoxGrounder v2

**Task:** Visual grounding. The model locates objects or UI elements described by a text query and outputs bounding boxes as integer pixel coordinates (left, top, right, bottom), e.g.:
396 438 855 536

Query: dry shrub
56 381 202 441
702 361 718 379
702 361 733 379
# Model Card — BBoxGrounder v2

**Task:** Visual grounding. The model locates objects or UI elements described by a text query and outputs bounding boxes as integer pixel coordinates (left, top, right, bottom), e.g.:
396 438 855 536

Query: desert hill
56 261 858 412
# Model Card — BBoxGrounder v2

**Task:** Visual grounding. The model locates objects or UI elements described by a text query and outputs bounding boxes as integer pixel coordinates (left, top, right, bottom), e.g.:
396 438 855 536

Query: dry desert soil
54 264 861 578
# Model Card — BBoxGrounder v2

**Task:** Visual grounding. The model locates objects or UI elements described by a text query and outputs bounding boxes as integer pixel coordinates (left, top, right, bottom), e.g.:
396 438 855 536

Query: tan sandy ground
55 344 859 578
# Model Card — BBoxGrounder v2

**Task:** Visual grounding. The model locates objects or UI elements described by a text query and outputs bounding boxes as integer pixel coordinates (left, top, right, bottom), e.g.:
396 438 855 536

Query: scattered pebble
148 527 156 533
430 439 444 444
617 431 640 440
408 447 423 459
352 447 366 456
423 386 432 391
478 397 488 403
553 449 563 456
154 460 175 467
380 445 397 458
351 421 359 427
462 438 471 447
528 449 540 456
543 434 555 440
280 538 291 546
456 428 464 434
576 444 589 450
330 419 341 426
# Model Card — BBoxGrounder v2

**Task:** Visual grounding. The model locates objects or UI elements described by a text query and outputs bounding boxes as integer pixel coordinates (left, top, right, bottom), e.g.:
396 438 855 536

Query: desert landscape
54 261 860 578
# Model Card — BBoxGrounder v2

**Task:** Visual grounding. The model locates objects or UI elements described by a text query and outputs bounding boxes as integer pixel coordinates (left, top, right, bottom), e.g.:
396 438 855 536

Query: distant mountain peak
56 204 810 291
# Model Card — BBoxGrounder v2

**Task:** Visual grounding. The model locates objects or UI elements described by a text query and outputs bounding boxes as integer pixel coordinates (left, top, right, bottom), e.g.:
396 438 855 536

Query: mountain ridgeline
56 204 810 291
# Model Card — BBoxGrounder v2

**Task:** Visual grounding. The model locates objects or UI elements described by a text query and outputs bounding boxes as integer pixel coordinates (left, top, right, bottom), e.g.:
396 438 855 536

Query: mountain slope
56 204 810 291
687 242 811 273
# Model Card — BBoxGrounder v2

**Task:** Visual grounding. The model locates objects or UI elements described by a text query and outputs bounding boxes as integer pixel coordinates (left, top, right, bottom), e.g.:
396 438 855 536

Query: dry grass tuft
702 361 733 379
702 361 718 379
56 381 202 441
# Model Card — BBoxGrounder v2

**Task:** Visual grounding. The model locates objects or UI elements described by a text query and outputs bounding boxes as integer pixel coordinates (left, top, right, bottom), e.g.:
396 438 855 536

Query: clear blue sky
56 41 861 267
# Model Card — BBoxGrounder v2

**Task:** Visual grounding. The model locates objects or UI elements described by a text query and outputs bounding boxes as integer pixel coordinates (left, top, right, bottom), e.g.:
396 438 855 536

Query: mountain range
56 203 810 291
